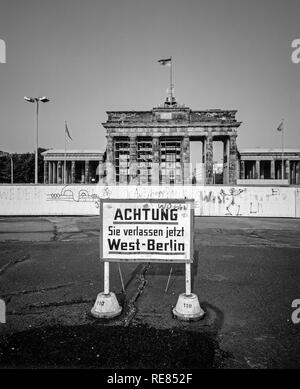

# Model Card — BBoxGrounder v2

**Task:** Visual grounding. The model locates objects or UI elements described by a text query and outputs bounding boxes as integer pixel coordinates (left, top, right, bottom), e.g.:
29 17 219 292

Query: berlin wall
0 184 299 218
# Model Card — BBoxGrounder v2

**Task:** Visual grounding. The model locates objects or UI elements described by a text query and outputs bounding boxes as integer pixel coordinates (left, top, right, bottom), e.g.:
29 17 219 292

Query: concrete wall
0 184 299 217
237 179 289 186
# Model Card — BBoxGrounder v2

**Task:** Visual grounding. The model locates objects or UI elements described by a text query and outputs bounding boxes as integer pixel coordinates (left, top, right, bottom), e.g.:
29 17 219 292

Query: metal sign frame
100 198 194 263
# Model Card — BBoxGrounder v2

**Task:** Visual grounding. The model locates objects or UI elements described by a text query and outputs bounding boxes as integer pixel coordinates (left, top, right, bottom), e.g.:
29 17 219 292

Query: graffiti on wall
267 188 280 198
219 188 245 216
196 187 246 216
249 201 263 215
47 186 101 208
195 187 291 217
0 184 298 217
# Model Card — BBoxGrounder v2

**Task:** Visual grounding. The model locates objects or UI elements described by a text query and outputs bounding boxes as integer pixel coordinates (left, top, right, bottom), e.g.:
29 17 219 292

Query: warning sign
100 199 194 263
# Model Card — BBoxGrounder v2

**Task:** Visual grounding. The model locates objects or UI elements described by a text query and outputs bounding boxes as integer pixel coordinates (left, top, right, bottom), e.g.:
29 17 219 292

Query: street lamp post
24 96 50 184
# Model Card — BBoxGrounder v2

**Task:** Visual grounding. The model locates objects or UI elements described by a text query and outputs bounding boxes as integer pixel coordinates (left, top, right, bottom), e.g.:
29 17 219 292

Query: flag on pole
158 58 171 66
65 121 72 140
277 119 284 132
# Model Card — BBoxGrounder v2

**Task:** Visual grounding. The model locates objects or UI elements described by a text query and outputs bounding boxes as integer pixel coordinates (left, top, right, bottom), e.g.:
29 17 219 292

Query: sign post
104 261 109 294
91 198 204 320
186 263 191 295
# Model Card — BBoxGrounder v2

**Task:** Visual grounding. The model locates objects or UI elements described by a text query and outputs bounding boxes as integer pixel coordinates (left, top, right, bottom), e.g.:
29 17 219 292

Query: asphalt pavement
0 216 299 369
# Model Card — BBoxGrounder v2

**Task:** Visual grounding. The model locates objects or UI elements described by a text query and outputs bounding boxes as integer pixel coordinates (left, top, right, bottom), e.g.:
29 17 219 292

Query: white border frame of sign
99 198 194 264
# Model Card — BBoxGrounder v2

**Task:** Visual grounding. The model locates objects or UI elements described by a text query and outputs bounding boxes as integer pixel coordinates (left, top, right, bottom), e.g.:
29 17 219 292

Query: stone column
292 161 296 185
62 161 65 183
182 136 191 185
255 160 260 179
53 162 57 184
98 161 105 184
85 160 90 184
271 159 275 179
81 165 85 183
57 161 62 184
48 161 52 184
275 160 279 179
52 161 55 183
205 130 213 185
285 160 290 184
106 136 115 185
281 160 284 179
296 161 300 185
57 161 60 183
244 161 249 179
62 161 65 184
71 161 76 184
251 162 255 179
240 160 245 180
129 136 137 185
44 161 49 184
228 134 238 185
260 163 264 179
152 137 160 185
223 138 229 184
64 161 69 184
202 138 206 183
236 160 240 181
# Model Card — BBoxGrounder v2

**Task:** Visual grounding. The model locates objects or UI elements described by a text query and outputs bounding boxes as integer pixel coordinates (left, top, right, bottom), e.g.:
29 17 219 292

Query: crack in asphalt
3 265 151 324
0 281 77 298
0 255 30 276
7 297 95 315
28 297 95 309
249 231 271 241
122 263 151 327
59 231 98 241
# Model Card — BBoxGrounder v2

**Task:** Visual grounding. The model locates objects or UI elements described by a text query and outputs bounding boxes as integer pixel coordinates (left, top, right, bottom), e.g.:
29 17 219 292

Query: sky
0 0 300 161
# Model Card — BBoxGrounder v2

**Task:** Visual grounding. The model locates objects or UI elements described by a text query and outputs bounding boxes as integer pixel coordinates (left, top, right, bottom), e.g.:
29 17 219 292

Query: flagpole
64 121 67 184
281 121 284 180
170 56 173 104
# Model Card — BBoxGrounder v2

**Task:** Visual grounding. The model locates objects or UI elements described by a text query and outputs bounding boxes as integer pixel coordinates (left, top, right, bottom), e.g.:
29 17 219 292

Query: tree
0 155 10 183
0 148 48 184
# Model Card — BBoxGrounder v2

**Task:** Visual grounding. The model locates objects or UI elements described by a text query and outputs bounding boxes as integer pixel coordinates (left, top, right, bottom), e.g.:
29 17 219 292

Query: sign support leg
172 262 205 321
165 266 173 293
91 261 122 319
104 262 110 295
118 263 125 293
185 263 191 296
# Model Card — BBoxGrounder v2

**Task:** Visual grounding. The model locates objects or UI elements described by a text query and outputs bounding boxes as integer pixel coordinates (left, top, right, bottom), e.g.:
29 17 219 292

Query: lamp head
39 97 50 103
24 96 35 103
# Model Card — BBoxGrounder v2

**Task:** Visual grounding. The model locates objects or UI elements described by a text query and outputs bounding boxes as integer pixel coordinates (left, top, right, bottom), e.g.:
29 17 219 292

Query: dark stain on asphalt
51 224 58 241
0 323 229 369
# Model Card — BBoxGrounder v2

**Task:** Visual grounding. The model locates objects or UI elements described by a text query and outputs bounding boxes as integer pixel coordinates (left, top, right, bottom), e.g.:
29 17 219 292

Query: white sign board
100 199 194 263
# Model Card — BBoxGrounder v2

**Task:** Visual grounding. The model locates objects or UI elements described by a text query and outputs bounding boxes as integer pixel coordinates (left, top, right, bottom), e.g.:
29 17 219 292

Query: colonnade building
239 148 300 185
42 150 104 184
